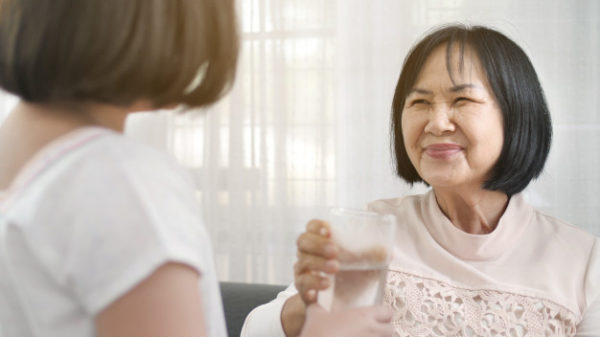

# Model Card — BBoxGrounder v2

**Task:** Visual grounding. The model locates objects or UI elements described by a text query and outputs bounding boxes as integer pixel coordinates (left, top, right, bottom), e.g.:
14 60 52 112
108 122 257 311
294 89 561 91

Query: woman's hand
280 220 340 337
294 219 340 305
299 304 394 337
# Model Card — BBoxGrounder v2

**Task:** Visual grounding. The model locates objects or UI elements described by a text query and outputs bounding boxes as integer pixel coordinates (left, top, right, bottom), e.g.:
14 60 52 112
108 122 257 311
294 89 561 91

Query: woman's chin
421 175 463 189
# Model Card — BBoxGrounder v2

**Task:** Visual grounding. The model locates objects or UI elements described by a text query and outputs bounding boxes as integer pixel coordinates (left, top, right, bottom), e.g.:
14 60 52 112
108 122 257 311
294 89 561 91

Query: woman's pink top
241 190 599 337
369 191 599 336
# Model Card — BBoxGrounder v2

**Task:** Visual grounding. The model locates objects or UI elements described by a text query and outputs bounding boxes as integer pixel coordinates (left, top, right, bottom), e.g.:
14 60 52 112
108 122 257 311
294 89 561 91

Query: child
0 1 392 336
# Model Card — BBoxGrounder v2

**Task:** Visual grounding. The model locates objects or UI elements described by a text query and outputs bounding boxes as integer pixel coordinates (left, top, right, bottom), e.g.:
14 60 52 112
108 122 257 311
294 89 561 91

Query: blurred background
1 0 598 285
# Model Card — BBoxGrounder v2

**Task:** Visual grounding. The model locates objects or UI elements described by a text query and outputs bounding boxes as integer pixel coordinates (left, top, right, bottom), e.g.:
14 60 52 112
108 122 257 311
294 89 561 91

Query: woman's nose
423 103 455 136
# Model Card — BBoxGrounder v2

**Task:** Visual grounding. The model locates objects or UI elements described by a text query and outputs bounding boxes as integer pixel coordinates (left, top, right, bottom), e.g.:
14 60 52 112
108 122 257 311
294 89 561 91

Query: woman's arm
576 238 600 336
242 287 393 337
241 284 298 337
242 219 393 337
281 294 307 336
95 262 207 337
576 297 600 336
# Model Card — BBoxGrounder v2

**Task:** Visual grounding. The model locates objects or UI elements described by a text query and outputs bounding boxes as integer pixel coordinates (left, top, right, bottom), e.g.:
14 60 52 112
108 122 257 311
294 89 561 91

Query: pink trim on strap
0 127 110 210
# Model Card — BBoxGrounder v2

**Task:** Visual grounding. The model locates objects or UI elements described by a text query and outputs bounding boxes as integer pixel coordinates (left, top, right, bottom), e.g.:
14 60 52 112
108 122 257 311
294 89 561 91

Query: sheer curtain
1 0 598 285
129 0 339 284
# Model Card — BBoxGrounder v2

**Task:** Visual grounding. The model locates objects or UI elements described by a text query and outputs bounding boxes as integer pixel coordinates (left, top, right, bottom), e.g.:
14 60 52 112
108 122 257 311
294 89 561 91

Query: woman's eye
454 97 472 104
410 99 428 106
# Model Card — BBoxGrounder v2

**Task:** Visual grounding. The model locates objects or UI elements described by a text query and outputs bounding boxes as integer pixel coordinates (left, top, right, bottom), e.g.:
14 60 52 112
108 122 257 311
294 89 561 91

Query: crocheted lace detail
384 270 578 337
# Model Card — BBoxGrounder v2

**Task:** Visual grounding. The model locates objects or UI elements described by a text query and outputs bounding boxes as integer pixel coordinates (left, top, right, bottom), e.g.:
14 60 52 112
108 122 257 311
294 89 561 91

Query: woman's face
401 44 504 190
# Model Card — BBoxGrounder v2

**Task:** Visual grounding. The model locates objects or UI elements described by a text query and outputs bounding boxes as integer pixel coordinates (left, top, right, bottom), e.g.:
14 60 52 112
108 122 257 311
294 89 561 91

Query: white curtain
2 0 599 285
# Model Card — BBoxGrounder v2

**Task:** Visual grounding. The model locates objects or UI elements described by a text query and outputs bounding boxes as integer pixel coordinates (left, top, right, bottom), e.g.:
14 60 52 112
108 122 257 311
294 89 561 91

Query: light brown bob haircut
0 0 239 109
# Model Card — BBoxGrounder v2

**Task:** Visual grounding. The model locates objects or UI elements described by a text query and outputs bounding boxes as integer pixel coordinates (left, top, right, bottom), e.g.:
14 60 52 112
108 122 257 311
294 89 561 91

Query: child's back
0 0 238 336
0 127 225 336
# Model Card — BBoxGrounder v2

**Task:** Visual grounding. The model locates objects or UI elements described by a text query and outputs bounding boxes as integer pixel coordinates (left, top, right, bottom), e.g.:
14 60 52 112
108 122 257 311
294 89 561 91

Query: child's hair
0 0 239 108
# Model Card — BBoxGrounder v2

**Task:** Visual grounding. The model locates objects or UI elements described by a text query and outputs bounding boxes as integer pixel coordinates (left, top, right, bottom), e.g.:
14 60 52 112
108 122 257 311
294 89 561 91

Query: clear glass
318 208 396 311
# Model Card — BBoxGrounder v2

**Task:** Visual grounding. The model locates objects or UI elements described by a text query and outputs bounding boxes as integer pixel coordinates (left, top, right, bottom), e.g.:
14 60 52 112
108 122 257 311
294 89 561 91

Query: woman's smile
423 143 463 160
401 43 504 189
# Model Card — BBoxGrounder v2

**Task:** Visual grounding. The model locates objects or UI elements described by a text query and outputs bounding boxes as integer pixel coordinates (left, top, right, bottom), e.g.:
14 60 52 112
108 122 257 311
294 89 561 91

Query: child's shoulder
65 131 191 193
5 128 190 209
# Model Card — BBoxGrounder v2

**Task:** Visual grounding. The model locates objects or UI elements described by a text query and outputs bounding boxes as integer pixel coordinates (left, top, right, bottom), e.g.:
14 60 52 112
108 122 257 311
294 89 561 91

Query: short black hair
0 0 239 108
391 24 552 195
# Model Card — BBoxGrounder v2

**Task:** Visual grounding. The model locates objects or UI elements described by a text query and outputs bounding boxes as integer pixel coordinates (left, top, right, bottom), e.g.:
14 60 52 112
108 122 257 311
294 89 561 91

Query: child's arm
95 262 207 337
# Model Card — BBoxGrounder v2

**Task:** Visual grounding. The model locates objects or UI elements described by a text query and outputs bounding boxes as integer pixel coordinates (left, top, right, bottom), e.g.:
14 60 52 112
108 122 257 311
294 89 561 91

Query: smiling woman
401 44 505 196
242 24 600 337
392 26 552 197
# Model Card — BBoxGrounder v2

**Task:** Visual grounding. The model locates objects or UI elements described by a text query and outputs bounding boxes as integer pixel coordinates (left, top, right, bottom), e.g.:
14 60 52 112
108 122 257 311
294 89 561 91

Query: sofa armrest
219 281 287 337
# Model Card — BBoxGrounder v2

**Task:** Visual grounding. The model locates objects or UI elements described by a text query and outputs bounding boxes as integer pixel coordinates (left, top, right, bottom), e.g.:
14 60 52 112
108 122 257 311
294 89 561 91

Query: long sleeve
576 238 600 337
576 297 600 336
241 284 297 337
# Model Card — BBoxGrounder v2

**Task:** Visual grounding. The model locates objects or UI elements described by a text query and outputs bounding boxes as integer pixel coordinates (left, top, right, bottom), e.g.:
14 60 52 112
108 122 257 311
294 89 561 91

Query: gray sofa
219 282 287 337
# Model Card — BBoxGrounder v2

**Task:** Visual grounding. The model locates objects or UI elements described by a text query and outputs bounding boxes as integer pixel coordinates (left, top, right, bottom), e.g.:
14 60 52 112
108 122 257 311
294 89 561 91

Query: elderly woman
242 24 600 337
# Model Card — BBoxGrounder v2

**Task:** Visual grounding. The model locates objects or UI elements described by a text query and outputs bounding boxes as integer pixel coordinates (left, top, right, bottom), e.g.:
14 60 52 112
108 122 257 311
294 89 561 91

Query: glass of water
318 208 396 311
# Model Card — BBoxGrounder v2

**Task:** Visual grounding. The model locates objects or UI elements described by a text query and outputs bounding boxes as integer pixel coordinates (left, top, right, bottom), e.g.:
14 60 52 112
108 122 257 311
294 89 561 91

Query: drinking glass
317 208 396 311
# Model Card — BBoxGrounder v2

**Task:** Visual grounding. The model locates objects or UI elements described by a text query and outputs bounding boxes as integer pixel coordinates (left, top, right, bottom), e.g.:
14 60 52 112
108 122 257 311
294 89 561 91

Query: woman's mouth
424 143 463 159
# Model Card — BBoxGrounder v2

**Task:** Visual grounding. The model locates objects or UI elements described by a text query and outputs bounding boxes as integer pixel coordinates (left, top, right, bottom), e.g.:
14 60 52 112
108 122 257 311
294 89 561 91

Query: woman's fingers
296 232 337 259
294 219 339 305
306 219 331 236
294 250 336 305
297 222 337 259
295 252 339 274
294 271 330 303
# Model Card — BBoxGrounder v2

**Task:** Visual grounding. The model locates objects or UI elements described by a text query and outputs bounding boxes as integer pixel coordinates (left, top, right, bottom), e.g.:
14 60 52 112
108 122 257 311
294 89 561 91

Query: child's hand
300 304 393 337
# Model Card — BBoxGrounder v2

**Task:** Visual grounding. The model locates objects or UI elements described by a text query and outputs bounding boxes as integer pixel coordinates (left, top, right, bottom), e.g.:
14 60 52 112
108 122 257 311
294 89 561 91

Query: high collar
420 190 533 261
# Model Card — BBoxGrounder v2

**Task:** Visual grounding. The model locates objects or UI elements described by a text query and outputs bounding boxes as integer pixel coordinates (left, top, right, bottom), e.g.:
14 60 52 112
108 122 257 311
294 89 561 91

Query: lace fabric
384 270 578 337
